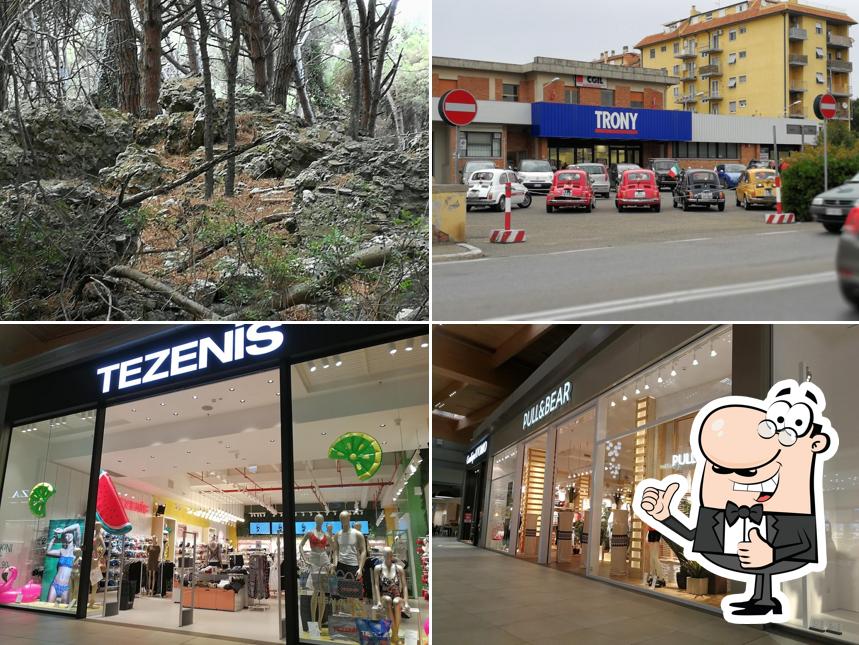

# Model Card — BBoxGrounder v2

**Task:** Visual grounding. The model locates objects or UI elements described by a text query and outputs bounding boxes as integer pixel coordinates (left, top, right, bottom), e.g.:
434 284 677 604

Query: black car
673 169 726 211
649 158 681 191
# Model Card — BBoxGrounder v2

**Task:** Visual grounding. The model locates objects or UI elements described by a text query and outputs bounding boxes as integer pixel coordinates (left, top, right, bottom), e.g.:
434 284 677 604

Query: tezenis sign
97 324 284 394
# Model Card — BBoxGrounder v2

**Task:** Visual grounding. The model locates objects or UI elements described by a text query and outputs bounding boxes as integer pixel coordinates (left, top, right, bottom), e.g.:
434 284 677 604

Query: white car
466 169 531 211
516 159 554 194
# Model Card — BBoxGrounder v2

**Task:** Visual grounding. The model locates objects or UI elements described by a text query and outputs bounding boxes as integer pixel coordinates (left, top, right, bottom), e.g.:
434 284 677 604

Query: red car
616 169 661 212
546 169 595 213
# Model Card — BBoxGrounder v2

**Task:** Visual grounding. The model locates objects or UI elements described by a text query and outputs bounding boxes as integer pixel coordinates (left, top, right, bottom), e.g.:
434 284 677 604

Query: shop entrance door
460 465 485 546
515 432 548 562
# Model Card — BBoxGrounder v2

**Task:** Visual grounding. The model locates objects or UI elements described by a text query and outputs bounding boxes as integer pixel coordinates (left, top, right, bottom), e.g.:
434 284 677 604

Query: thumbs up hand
640 481 681 522
738 528 773 568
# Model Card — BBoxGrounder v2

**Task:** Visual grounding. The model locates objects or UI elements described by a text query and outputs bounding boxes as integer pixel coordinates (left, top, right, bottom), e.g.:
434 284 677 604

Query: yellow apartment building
636 0 854 121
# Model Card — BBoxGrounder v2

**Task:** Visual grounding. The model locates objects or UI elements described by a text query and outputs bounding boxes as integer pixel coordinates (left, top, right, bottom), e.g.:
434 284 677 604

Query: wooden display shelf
180 587 243 612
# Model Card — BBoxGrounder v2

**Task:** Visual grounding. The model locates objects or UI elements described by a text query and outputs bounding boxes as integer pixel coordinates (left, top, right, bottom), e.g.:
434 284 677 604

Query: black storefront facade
0 323 427 645
458 436 488 546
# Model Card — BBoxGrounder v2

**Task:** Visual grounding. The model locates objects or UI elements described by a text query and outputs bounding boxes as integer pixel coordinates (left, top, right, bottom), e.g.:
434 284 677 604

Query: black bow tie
725 502 764 526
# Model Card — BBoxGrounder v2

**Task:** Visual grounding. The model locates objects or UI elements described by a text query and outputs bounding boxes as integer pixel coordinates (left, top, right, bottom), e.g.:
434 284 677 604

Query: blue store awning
532 102 692 142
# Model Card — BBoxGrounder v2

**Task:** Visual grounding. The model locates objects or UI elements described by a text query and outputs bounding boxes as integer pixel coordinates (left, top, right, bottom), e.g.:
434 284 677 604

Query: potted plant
572 519 583 555
684 560 709 596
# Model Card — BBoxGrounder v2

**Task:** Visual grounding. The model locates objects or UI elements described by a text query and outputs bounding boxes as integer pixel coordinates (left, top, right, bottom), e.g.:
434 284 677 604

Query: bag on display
356 618 392 645
336 571 364 599
328 614 361 642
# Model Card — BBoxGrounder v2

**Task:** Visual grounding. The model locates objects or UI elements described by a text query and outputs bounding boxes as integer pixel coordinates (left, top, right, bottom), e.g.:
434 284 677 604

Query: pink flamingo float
0 567 42 603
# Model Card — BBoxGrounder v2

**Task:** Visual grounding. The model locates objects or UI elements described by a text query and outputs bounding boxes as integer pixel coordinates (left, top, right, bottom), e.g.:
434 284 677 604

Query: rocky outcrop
98 144 176 194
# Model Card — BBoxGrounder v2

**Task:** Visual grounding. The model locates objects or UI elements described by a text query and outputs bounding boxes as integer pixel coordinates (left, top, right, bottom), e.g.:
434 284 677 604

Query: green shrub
782 141 859 221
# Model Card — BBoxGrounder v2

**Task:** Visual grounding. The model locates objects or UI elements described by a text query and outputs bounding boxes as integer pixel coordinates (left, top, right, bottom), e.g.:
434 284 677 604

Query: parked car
465 169 531 211
616 169 661 212
735 168 777 210
516 159 555 194
568 163 610 198
546 169 595 213
609 163 641 190
810 172 859 233
649 159 681 191
836 206 859 308
747 159 770 169
460 160 496 184
715 163 746 189
672 169 726 211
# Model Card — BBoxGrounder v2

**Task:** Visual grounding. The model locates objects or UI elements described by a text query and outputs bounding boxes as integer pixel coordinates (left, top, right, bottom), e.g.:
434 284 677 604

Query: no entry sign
814 93 838 120
439 89 478 126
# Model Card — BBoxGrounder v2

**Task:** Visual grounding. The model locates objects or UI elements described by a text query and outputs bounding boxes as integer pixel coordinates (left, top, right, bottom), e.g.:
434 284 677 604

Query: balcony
701 91 723 102
830 86 851 97
827 59 853 73
789 80 807 93
676 94 698 105
789 27 808 41
828 33 853 48
681 69 696 81
675 47 697 59
788 54 808 66
834 107 850 121
701 43 723 54
699 64 722 78
789 104 805 118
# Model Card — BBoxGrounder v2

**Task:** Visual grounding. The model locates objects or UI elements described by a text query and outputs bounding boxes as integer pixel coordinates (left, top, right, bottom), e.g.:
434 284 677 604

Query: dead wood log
106 264 221 319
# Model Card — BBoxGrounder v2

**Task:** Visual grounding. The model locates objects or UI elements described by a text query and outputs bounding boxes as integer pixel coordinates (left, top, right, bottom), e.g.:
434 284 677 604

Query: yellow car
735 168 778 210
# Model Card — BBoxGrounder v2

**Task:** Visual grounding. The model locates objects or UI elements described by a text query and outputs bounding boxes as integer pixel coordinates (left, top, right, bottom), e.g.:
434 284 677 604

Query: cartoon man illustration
633 379 838 624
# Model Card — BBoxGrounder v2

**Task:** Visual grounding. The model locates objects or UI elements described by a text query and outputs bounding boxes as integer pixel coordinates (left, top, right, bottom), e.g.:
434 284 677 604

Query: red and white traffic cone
490 182 526 243
764 174 795 224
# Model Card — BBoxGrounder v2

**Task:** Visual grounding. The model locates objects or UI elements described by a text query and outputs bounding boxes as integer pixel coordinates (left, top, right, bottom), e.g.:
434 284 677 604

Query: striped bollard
490 182 526 243
764 174 795 224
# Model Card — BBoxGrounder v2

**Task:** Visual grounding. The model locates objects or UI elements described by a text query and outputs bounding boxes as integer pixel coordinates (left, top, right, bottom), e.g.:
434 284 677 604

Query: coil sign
97 324 284 394
466 440 489 465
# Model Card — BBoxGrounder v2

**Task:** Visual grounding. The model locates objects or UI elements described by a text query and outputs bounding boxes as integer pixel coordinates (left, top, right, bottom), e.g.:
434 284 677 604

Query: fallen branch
177 212 296 272
105 265 221 320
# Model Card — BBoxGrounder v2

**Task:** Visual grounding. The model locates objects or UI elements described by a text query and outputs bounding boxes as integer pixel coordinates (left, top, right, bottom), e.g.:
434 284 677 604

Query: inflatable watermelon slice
28 482 55 518
96 470 132 535
328 432 383 481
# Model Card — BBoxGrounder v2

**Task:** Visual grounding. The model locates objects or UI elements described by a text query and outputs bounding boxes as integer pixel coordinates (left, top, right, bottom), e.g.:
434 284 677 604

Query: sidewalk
432 538 814 645
0 608 247 645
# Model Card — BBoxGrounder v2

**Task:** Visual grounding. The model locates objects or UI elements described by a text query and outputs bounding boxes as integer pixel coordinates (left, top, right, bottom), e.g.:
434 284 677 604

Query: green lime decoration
328 433 383 481
28 482 56 518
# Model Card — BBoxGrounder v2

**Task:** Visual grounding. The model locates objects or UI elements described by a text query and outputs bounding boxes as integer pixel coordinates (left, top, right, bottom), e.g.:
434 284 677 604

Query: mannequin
298 514 330 626
332 510 366 612
88 522 105 608
68 548 82 608
372 547 409 644
46 523 80 605
645 525 665 588
206 536 222 568
325 524 335 556
146 534 161 596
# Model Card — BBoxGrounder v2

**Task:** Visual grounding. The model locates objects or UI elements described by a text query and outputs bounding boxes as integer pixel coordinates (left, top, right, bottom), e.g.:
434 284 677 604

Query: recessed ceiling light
275 392 280 397
131 408 136 413
186 450 191 454
322 358 330 369
150 455 155 459
117 459 123 463
388 343 397 355
382 441 388 445
193 395 198 400
240 399 246 403
309 362 317 373
321 432 327 436
146 417 152 421
269 439 276 443
267 379 274 384
420 338 428 348
334 355 342 367
173 412 179 416
229 387 236 392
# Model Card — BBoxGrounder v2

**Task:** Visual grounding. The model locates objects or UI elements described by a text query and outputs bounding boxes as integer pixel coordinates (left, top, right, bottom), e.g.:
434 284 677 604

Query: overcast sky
432 0 858 97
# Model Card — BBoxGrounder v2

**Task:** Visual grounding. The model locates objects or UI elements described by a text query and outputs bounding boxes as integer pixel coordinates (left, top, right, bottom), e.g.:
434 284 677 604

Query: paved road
434 193 857 320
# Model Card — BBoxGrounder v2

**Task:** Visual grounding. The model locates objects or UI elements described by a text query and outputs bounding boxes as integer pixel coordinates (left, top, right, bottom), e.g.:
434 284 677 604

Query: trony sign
595 110 639 135
97 324 284 394
523 381 572 430
531 103 692 142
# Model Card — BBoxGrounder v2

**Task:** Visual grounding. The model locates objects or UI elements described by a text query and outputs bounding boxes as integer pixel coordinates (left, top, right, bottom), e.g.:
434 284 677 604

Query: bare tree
179 0 199 75
242 0 267 94
194 0 214 198
112 0 141 114
141 0 161 117
224 0 240 196
269 0 307 107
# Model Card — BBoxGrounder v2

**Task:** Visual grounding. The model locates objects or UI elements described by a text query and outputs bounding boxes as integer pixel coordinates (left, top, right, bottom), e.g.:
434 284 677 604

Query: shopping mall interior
0 336 429 644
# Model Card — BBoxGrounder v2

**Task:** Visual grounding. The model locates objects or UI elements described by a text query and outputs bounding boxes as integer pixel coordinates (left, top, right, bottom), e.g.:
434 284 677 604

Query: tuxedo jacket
663 506 818 566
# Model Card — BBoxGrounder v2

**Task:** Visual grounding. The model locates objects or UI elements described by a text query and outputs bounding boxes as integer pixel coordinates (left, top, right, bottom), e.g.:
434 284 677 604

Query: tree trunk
366 0 398 136
142 0 162 117
355 0 373 132
194 0 214 198
293 34 314 123
385 89 404 150
243 0 267 94
338 0 361 138
269 0 306 107
224 0 240 197
112 0 141 114
180 0 199 76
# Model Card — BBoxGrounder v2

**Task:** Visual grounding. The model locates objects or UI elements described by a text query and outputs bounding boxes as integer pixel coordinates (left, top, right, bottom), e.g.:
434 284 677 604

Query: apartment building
636 0 854 121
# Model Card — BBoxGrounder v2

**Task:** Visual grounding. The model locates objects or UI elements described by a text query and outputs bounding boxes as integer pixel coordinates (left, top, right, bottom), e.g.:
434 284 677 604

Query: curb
432 243 484 262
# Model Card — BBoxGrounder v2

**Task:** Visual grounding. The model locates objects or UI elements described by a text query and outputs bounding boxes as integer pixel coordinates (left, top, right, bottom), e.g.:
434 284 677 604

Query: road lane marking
662 237 711 244
546 246 612 256
435 246 613 265
757 230 800 236
494 271 837 321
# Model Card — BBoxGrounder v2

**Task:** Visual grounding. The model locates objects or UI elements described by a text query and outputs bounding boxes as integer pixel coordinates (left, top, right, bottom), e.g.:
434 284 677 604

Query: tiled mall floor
0 607 249 645
432 538 817 645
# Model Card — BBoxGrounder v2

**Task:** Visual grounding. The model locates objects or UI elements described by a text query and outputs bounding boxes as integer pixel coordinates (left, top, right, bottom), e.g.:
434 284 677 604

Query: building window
737 3 747 12
816 22 823 34
728 53 737 64
502 83 519 102
739 99 747 109
564 87 578 104
729 101 737 113
816 47 825 59
661 67 668 75
661 45 667 52
650 48 656 59
816 72 825 84
728 77 737 88
837 50 843 60
674 42 680 53
739 50 747 59
600 89 614 106
673 64 680 75
729 30 737 41
465 131 502 158
485 447 518 553
674 86 680 97
739 75 747 84
630 100 644 108
739 26 747 34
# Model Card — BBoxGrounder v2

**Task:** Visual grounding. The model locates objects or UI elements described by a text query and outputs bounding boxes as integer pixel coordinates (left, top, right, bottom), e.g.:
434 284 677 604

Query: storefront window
593 327 733 608
548 409 595 573
0 411 96 614
291 339 428 645
515 433 547 562
485 447 517 553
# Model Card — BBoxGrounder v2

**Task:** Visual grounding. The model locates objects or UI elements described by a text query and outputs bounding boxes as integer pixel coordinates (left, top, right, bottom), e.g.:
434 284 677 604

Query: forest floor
0 79 428 321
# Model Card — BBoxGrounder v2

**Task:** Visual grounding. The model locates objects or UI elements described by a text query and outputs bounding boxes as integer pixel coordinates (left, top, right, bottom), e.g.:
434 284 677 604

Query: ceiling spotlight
160 402 166 406
267 378 274 384
321 432 328 436
240 399 246 403
610 401 616 407
334 355 343 367
388 343 397 355
405 339 414 352
621 394 628 401
709 341 717 358
420 338 428 348
193 395 198 400
131 408 136 413
644 383 650 390
635 386 641 395
322 358 330 369
276 392 280 397
186 450 192 454
229 387 236 392
145 417 151 421
670 362 678 377
657 372 663 384
379 423 386 428
309 362 317 373
172 411 179 416
692 351 699 366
